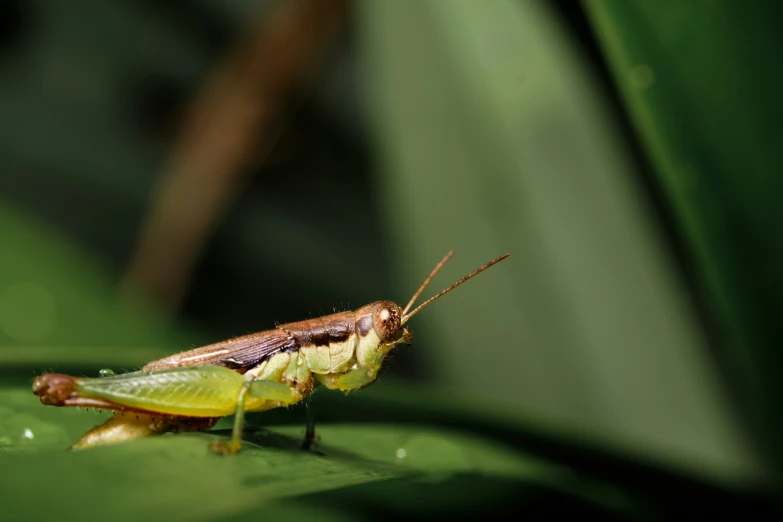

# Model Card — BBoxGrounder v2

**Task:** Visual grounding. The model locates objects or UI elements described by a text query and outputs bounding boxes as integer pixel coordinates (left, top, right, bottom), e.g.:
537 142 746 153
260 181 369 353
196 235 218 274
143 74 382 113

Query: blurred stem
120 0 348 311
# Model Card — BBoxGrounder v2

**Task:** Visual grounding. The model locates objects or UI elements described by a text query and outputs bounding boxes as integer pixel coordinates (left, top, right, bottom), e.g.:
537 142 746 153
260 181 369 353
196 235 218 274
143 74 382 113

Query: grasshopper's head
354 250 508 362
358 251 508 354
375 300 412 344
356 301 412 346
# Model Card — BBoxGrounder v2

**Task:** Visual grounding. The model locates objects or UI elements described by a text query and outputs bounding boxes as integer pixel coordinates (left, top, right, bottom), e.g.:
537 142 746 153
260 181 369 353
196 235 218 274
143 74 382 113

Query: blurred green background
1 0 782 520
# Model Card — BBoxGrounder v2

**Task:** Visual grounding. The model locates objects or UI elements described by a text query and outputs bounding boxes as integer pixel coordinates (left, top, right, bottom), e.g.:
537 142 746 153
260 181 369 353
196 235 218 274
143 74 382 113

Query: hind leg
70 413 218 450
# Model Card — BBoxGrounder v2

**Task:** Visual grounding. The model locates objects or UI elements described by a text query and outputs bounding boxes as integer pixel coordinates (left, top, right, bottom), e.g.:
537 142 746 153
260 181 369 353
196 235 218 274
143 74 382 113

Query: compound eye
374 305 401 341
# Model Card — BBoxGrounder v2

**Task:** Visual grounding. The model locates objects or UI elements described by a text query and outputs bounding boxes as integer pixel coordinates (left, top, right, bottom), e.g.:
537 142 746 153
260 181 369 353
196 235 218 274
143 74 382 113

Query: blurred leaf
0 201 197 368
0 202 638 520
0 0 393 349
357 0 758 482
1 1 781 518
584 0 783 479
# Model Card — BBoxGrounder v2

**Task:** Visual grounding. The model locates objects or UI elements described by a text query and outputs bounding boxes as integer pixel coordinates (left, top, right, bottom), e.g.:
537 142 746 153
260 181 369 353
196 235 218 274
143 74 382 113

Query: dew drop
395 448 407 460
23 428 34 440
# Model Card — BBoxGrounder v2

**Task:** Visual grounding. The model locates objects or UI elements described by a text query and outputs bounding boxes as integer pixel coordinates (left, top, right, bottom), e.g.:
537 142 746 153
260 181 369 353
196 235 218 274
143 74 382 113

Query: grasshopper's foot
209 440 241 456
301 433 321 451
301 414 325 454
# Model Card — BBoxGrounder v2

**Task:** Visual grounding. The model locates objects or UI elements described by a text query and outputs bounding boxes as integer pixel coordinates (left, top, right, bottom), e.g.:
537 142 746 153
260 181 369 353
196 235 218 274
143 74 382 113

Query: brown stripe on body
143 310 359 374
280 310 356 347
143 328 298 372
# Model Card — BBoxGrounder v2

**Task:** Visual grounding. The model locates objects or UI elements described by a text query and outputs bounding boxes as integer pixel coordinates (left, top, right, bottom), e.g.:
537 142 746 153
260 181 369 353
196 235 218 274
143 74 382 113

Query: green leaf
356 0 758 483
584 0 783 478
0 201 197 369
1 378 637 522
0 192 636 520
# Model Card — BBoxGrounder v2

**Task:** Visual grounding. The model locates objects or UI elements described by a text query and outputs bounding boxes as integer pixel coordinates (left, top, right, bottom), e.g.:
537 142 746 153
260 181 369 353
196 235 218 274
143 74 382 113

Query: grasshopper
33 251 509 454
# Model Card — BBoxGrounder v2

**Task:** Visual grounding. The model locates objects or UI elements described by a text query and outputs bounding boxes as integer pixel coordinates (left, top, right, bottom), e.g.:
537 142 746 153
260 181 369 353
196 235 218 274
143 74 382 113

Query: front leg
316 363 382 392
317 337 404 392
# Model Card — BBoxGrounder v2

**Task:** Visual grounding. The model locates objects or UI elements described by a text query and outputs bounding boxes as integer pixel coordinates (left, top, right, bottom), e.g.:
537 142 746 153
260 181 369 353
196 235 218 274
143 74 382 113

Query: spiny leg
210 379 302 456
317 364 381 392
315 337 401 393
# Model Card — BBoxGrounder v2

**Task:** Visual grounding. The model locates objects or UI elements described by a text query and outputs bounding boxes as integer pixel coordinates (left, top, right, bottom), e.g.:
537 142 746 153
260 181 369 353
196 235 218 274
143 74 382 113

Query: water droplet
23 428 34 440
99 369 116 377
395 448 407 460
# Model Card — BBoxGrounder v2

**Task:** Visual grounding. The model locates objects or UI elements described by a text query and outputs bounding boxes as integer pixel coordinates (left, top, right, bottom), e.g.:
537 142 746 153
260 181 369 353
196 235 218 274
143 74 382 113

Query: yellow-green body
57 301 410 453
75 309 396 417
32 251 509 454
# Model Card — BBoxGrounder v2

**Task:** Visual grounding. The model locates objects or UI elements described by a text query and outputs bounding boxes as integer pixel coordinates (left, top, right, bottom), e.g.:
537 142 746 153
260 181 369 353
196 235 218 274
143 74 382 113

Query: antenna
402 250 454 315
401 252 510 325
